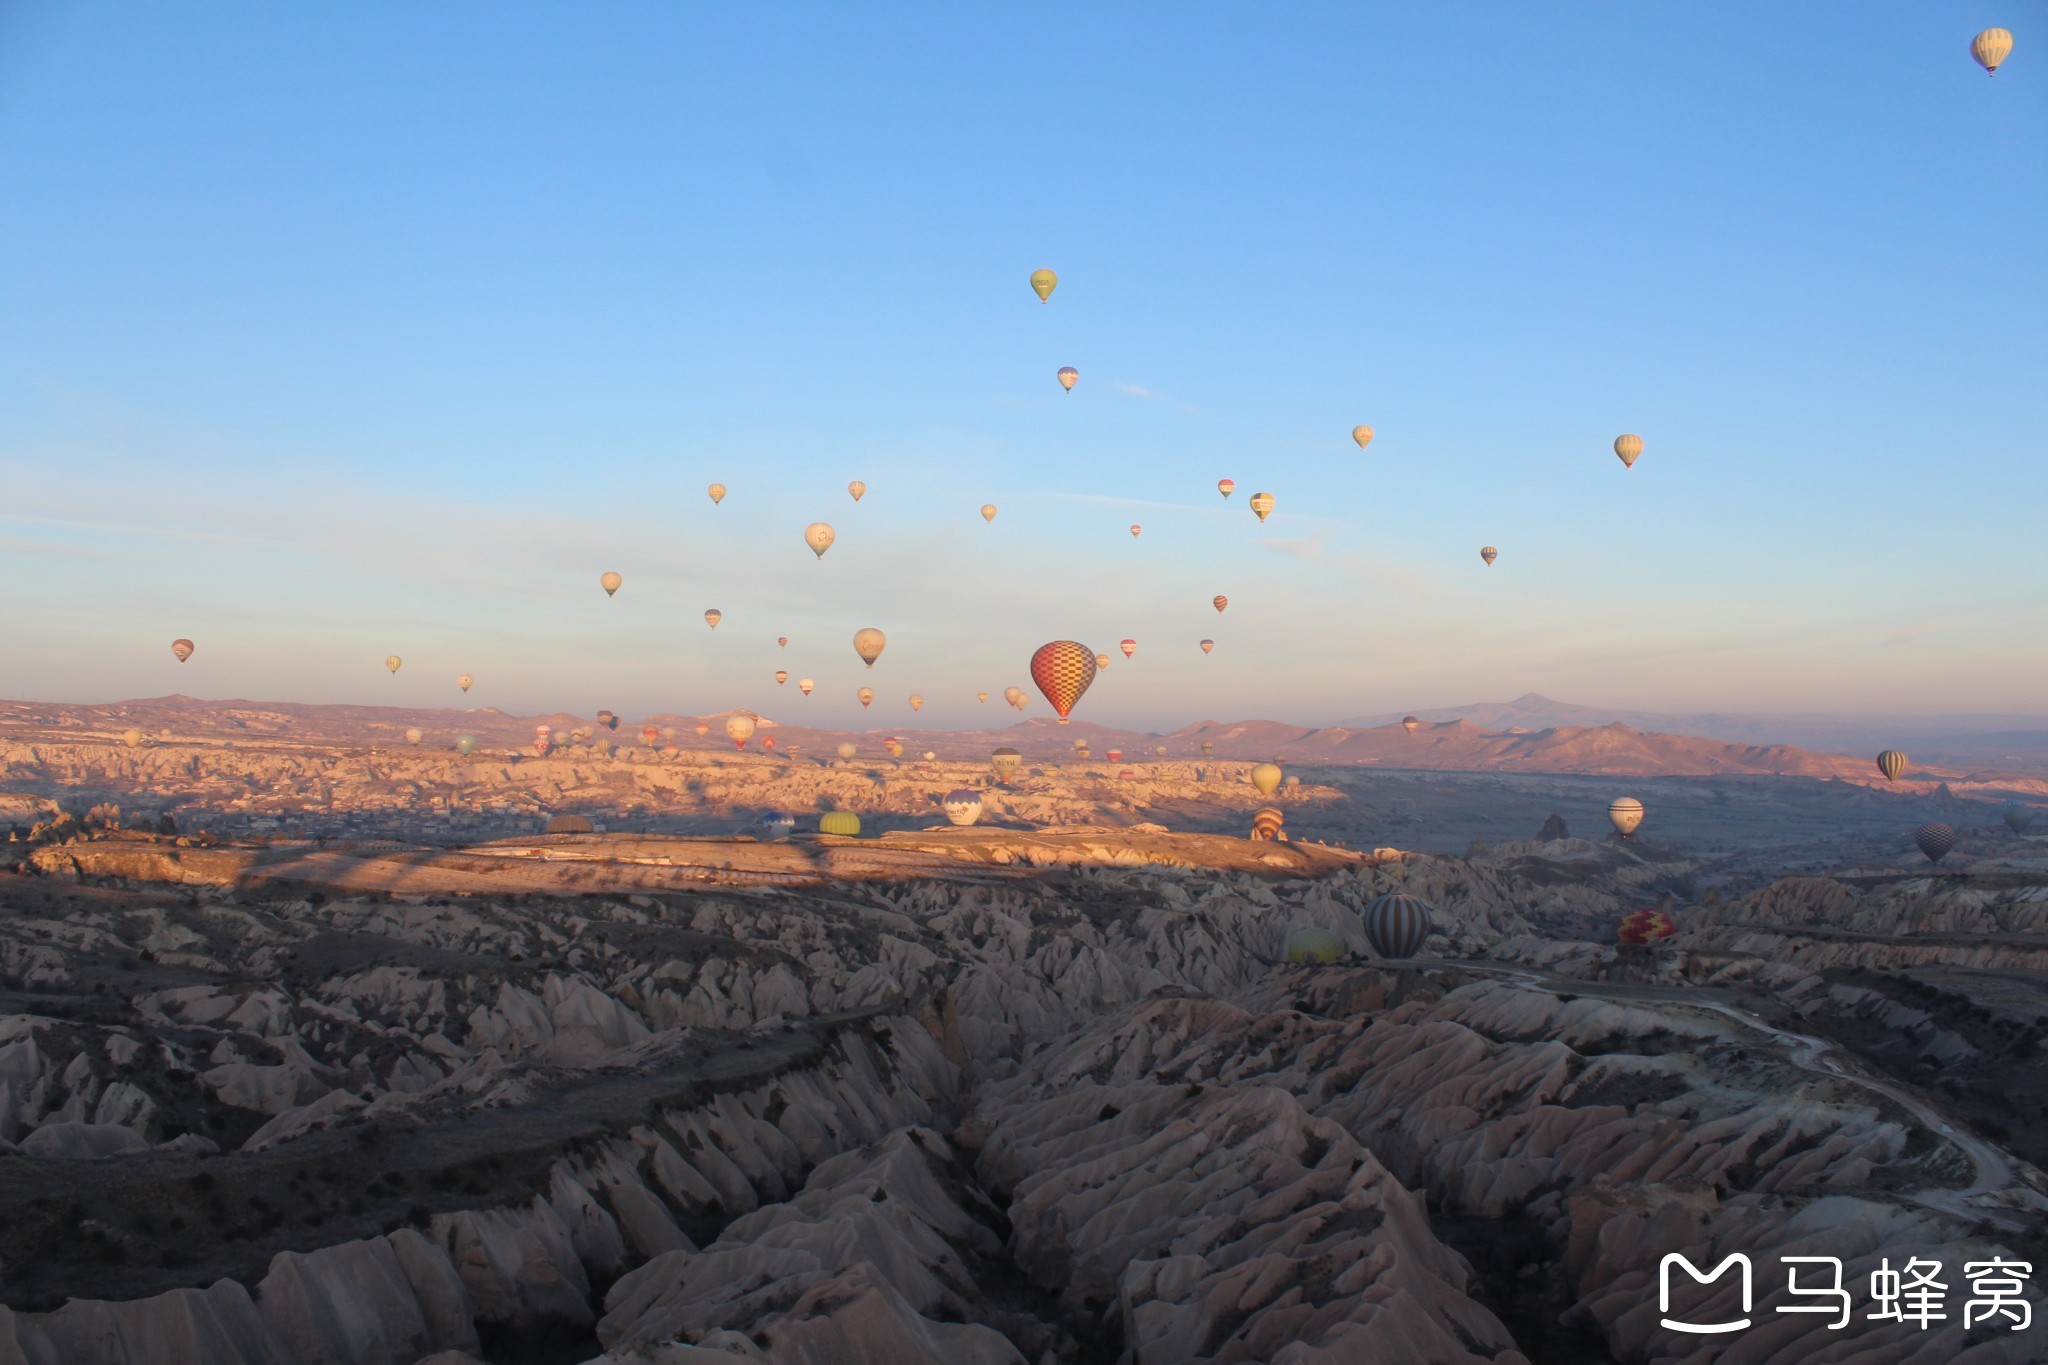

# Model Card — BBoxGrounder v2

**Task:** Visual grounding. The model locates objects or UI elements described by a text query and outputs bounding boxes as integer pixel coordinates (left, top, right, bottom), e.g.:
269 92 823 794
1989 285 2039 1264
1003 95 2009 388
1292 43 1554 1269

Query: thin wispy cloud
1112 381 1163 400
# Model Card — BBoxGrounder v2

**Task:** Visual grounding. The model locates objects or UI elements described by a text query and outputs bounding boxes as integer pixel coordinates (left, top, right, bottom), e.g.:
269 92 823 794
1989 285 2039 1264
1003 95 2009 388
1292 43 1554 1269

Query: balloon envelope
804 522 836 559
908 694 924 711
1614 435 1643 469
1129 525 1141 537
1029 268 1057 302
1251 762 1283 796
404 727 423 745
1618 908 1678 946
1056 367 1078 392
854 628 886 667
2001 802 2032 834
456 734 477 755
980 504 997 523
942 790 984 826
601 571 622 596
170 638 195 663
1285 927 1345 964
775 670 788 685
848 481 866 501
1876 750 1908 782
1608 797 1645 837
1402 716 1419 733
1030 641 1098 722
458 675 473 692
122 728 143 748
1120 639 1136 658
799 678 814 695
704 609 722 629
1095 653 1112 670
858 687 874 707
777 636 789 648
707 483 727 504
991 747 1022 781
1972 27 2013 74
1212 596 1227 613
1251 807 1284 840
385 656 402 674
1364 894 1432 959
1915 823 1957 864
1249 492 1274 522
1480 546 1497 566
1352 425 1374 451
1200 639 1214 654
724 714 757 749
1217 479 1234 499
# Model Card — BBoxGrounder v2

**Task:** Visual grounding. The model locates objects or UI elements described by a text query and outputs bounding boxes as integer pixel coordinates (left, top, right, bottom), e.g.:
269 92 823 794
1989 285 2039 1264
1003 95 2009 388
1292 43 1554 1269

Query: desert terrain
2 698 2045 1364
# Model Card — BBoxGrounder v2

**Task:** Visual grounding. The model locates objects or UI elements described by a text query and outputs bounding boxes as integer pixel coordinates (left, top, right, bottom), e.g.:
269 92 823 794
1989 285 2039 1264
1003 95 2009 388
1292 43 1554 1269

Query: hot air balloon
1401 716 1419 734
1030 268 1057 303
1201 740 1214 756
601 571 622 597
1250 807 1285 841
775 670 789 685
534 725 552 755
1480 546 1498 567
1876 750 1908 782
456 734 477 755
991 747 1022 782
694 722 709 737
1217 479 1235 499
977 691 988 703
1251 762 1283 796
777 636 789 648
122 728 143 748
1618 908 1678 946
641 725 659 746
757 810 795 840
854 628 886 668
707 483 727 504
858 687 874 708
942 790 983 826
1614 435 1643 469
704 609 722 630
1249 492 1274 522
2002 802 2033 834
1364 894 1432 959
981 504 998 523
1120 639 1136 658
1095 652 1112 671
760 735 776 752
1285 927 1345 964
1212 596 1227 613
1056 367 1078 393
662 727 677 741
170 638 195 663
1352 425 1374 451
386 656 402 674
799 678 814 696
1002 686 1024 710
458 675 473 693
922 750 935 761
886 740 904 758
1200 639 1215 654
1972 27 2013 74
848 481 866 502
1129 525 1142 538
1106 748 1123 763
1608 797 1645 838
820 810 861 837
405 727 423 746
596 710 618 730
804 523 836 559
836 741 858 761
908 694 924 712
1030 641 1098 723
725 714 757 750
1915 823 1957 864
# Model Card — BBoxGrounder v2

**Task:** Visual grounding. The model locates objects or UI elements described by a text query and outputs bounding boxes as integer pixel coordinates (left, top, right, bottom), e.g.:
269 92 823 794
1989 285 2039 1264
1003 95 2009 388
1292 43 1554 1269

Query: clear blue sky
2 3 2042 730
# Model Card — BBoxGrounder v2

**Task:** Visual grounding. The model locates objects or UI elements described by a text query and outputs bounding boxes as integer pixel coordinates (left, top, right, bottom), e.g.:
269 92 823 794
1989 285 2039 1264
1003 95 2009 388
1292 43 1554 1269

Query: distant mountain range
5 693 2041 781
1341 693 2048 770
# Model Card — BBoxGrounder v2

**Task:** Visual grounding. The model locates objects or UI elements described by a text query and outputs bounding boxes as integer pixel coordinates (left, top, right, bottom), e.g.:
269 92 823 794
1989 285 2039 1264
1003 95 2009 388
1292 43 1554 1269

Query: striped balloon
1614 434 1643 469
1250 807 1285 840
1030 640 1098 722
1213 595 1228 613
1608 797 1645 837
1618 908 1677 946
1914 823 1956 864
1480 546 1497 566
1364 893 1433 959
1876 749 1908 782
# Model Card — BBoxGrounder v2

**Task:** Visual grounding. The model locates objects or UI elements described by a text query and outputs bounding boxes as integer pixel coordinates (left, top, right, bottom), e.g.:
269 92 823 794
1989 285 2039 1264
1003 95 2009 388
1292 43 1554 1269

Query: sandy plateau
1 699 2045 1364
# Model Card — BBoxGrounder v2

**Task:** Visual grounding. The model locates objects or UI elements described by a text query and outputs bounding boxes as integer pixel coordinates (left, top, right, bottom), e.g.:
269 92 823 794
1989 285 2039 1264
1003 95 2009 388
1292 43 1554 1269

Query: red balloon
1030 641 1098 723
1618 908 1677 945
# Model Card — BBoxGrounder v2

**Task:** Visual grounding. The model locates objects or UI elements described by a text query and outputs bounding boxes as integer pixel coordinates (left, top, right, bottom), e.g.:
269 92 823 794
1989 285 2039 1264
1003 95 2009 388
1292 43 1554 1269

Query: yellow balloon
1614 434 1643 469
1030 268 1057 303
1351 425 1374 451
1251 762 1282 796
600 571 622 596
1972 27 2013 74
458 674 473 692
981 503 998 523
707 483 727 504
1249 491 1275 522
848 480 866 501
908 694 924 711
385 655 402 674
